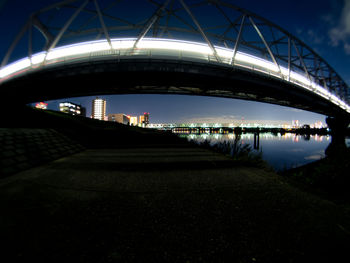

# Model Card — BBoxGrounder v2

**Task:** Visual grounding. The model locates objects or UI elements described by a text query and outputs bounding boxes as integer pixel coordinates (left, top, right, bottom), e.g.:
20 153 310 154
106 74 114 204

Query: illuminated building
35 102 48 109
138 112 150 127
130 116 138 126
292 120 300 128
139 115 145 125
108 113 130 125
312 121 324 129
59 102 86 116
92 97 106 120
144 112 149 125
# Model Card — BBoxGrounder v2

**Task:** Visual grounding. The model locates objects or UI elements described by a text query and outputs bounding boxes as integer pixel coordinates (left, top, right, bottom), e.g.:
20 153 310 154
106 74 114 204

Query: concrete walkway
1 147 350 262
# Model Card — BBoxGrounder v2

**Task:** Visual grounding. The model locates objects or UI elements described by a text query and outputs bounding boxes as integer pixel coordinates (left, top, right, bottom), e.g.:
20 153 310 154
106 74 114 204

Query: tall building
108 113 130 125
129 116 138 126
139 115 144 125
139 112 150 127
144 112 149 125
92 97 106 120
59 102 86 117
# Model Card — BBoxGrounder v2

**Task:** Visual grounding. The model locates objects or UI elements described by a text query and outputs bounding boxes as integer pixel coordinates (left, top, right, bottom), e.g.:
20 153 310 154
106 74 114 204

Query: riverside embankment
1 107 350 262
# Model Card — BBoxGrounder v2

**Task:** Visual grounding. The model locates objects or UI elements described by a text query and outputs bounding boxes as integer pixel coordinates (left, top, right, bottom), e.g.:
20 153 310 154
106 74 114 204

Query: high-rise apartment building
92 97 106 120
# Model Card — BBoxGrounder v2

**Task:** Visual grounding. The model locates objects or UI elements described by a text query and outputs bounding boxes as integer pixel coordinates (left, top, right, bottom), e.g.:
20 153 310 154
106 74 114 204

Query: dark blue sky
1 0 349 124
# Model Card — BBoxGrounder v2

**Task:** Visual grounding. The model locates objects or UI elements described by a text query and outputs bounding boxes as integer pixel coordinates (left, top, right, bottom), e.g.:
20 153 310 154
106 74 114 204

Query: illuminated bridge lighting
1 0 349 119
1 37 349 113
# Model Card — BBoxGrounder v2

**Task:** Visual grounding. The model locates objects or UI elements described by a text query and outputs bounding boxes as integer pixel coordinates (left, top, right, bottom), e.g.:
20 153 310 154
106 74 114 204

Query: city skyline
1 0 349 125
40 95 326 126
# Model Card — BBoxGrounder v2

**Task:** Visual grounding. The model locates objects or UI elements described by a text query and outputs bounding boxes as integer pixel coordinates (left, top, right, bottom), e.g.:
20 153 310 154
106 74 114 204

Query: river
179 133 350 171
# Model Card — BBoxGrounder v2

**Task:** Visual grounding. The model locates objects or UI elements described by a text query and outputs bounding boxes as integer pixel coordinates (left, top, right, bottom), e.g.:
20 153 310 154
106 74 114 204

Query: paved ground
1 146 350 262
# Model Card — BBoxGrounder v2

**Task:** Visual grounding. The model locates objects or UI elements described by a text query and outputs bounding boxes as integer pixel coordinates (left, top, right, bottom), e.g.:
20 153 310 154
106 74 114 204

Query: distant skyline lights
37 96 326 128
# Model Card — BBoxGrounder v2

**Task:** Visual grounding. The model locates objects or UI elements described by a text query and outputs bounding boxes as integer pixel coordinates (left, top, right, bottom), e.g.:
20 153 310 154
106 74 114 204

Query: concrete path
1 147 350 262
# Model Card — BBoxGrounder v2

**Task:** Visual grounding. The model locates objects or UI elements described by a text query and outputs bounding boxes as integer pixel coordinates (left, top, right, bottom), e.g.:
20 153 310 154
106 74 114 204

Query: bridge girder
1 58 347 119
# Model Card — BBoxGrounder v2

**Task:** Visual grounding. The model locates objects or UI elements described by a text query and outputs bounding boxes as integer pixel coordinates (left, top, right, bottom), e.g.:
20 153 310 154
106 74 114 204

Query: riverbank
1 106 188 176
279 145 350 205
1 146 350 262
182 133 350 205
1 106 350 262
2 105 188 148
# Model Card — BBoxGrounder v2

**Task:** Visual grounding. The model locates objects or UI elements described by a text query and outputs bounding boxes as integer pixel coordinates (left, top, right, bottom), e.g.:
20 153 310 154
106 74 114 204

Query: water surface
182 133 349 171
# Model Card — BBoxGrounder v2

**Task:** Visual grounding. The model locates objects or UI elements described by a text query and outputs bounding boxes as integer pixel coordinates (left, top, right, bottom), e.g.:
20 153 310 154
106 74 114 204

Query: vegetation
191 134 270 169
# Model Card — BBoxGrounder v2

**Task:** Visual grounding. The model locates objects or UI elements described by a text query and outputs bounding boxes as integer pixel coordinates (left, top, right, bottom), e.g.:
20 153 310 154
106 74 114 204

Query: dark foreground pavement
1 146 350 262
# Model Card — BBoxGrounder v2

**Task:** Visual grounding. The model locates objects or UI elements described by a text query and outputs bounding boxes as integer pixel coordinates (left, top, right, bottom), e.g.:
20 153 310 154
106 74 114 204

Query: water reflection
183 132 335 171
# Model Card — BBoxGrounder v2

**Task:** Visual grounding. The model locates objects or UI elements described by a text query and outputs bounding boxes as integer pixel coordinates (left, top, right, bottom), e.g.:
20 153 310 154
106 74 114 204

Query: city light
35 102 48 109
59 101 85 116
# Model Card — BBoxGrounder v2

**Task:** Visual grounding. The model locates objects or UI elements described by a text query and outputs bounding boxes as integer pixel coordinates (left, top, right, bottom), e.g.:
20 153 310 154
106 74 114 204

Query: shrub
192 134 266 167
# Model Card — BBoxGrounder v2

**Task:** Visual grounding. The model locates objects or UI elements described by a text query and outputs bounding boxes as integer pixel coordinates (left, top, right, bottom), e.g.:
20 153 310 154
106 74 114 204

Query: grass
189 134 270 169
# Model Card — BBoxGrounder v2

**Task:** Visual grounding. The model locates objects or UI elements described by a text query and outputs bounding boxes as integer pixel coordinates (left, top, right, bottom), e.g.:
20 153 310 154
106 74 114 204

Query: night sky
1 0 349 125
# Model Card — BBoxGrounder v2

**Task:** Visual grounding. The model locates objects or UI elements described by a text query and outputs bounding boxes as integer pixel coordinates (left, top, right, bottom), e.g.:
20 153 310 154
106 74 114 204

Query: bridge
1 0 350 130
148 123 290 130
147 123 328 136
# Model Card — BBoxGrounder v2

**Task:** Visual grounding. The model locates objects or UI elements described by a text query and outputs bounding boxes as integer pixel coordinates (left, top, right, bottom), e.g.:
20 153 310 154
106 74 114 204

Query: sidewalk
1 146 350 262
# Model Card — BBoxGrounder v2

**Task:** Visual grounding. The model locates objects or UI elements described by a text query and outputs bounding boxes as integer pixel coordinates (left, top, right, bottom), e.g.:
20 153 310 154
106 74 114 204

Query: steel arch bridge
0 0 349 118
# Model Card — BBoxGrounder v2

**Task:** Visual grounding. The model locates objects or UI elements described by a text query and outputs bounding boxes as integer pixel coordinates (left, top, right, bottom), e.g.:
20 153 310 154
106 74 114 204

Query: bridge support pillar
325 116 350 156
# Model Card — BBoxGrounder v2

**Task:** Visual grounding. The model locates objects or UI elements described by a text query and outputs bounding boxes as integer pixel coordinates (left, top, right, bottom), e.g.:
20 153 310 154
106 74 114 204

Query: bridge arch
0 0 349 118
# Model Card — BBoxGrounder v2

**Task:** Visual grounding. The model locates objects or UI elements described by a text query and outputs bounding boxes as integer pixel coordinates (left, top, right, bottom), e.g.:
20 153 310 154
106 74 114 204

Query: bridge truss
0 0 349 113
